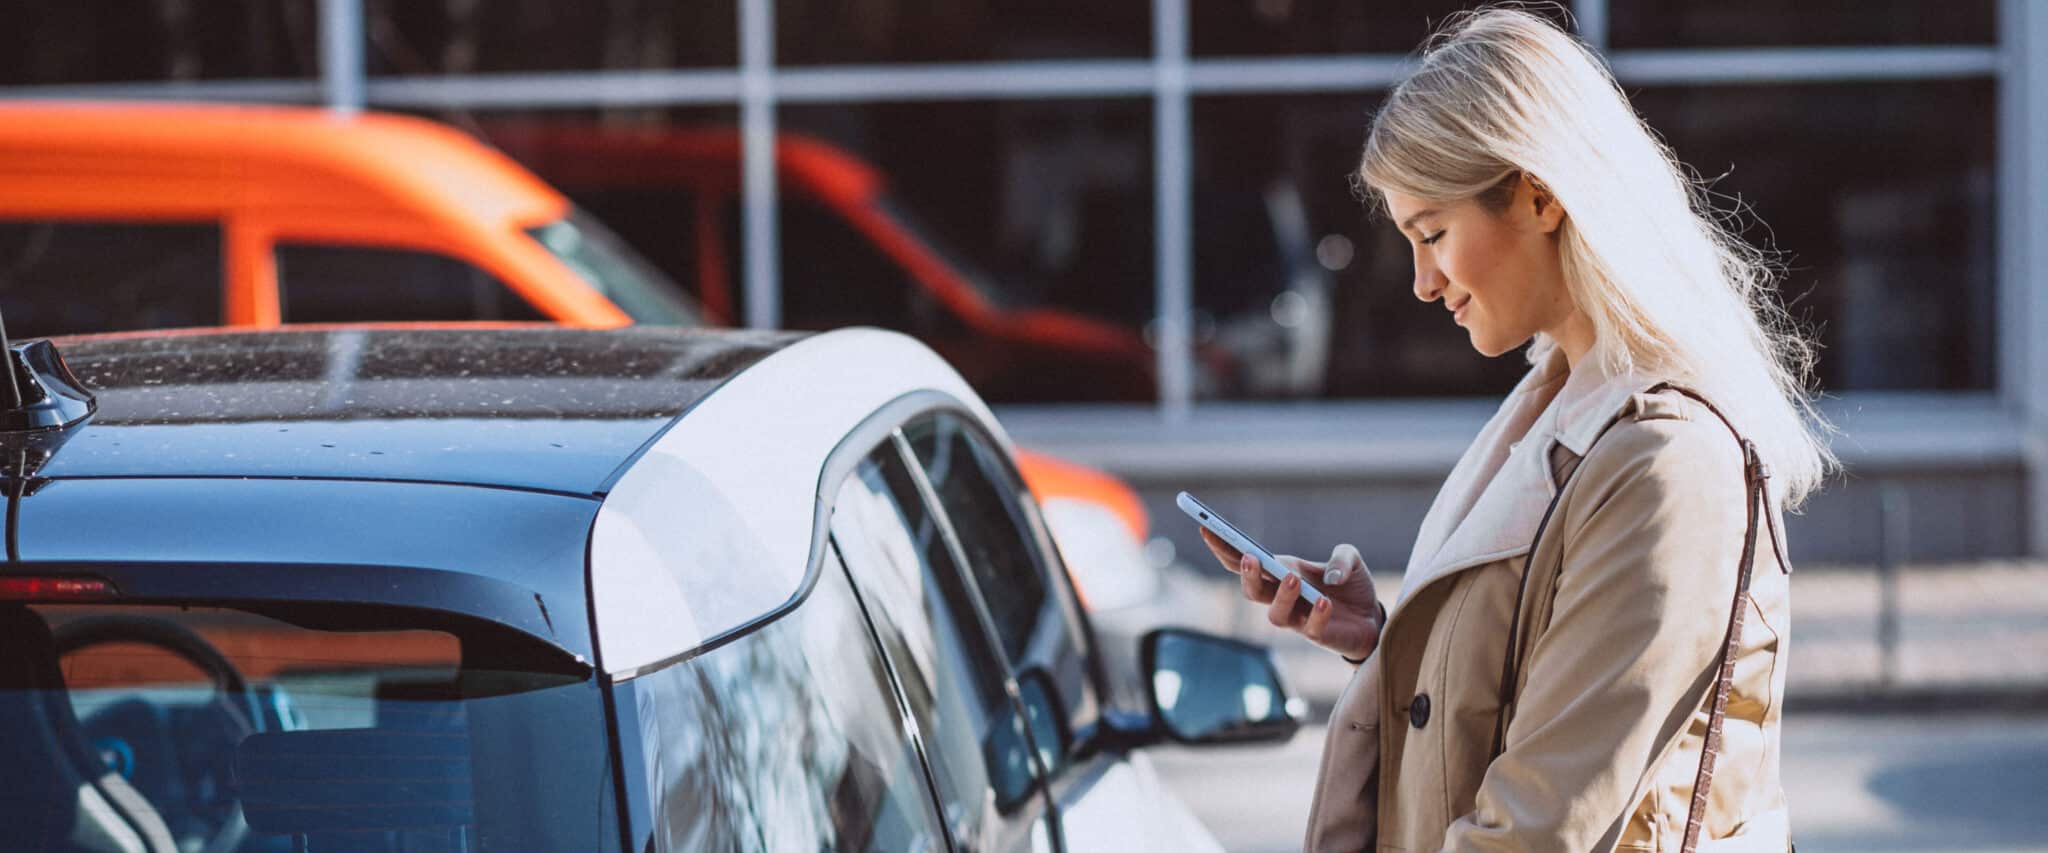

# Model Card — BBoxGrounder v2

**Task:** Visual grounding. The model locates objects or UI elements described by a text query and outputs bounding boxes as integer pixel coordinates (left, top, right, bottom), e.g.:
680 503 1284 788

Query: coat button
1409 693 1431 729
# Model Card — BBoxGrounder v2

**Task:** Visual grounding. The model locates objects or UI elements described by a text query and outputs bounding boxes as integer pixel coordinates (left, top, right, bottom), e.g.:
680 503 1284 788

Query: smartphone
1176 491 1324 605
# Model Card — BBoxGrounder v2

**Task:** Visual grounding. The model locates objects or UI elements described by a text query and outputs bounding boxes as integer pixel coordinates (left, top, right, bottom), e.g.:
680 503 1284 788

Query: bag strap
1484 384 1770 853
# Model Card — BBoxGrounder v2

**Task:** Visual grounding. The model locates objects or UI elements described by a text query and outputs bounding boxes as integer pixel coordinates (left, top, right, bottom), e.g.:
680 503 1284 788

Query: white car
0 324 1301 852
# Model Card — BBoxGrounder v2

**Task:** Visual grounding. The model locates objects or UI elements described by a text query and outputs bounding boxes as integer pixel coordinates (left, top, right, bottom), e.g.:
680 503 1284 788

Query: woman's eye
1421 230 1446 246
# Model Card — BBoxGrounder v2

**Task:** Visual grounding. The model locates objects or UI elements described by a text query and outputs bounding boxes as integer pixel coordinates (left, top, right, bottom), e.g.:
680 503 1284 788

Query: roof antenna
0 307 21 411
0 305 95 483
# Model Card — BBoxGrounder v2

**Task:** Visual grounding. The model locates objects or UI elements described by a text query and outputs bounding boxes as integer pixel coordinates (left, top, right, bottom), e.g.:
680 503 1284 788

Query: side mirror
1141 628 1303 745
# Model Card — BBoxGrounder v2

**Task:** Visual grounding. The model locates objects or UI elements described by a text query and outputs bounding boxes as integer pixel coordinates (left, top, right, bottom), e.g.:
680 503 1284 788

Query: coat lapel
1394 342 1664 607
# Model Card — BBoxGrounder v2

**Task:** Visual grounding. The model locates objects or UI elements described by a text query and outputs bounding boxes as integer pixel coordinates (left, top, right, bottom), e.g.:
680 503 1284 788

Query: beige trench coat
1306 344 1792 852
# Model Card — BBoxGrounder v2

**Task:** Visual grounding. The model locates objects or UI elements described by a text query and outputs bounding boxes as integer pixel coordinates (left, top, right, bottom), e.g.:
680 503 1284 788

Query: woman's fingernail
1326 568 1346 585
1316 599 1329 613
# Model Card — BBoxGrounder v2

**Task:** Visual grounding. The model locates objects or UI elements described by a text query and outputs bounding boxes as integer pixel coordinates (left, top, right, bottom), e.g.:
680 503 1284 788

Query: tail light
0 576 118 600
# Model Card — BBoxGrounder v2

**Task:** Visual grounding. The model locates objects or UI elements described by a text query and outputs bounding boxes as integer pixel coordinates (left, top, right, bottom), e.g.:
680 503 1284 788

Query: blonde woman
1199 7 1832 852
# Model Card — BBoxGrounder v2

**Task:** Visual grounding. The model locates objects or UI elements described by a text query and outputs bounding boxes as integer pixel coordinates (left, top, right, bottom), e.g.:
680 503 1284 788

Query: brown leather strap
1661 388 1770 853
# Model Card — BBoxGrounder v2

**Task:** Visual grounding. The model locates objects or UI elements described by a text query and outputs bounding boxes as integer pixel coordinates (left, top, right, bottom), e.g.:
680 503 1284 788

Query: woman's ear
1523 174 1565 234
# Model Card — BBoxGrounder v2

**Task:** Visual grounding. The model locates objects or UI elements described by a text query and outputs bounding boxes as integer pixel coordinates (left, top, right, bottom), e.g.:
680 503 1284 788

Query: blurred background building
3 0 2044 570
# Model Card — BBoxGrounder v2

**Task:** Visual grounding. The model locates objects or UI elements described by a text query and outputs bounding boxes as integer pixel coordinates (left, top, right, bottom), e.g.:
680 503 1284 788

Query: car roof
0 101 567 228
17 325 1002 672
42 325 801 495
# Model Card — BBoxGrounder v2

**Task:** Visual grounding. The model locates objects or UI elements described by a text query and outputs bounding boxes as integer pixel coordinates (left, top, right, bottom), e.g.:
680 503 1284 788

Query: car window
830 447 1054 852
276 243 548 323
2 601 612 853
525 210 704 326
617 551 947 853
901 412 1099 770
0 220 222 339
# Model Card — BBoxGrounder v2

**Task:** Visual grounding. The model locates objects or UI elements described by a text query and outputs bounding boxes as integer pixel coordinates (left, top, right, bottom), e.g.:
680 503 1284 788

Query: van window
617 552 947 852
276 244 548 323
0 220 222 339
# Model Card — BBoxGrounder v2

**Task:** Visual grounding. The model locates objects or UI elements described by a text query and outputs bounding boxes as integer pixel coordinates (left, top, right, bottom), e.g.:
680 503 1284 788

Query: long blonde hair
1359 5 1836 508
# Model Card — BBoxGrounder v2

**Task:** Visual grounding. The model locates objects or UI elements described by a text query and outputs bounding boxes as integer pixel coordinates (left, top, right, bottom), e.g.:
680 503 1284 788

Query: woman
1201 8 1832 852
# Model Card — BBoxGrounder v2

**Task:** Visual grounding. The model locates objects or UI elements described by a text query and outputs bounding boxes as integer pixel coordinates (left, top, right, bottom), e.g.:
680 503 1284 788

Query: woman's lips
1451 298 1470 325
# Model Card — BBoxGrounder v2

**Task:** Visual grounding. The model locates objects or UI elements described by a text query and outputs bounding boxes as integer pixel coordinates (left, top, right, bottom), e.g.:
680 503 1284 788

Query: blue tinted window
832 448 1052 850
620 557 947 853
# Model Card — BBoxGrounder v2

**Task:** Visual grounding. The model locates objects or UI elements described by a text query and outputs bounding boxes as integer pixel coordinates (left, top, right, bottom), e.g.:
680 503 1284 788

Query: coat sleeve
1440 418 1749 853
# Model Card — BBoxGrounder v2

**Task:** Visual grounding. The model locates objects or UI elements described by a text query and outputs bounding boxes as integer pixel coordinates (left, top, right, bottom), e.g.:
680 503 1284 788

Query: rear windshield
0 602 612 852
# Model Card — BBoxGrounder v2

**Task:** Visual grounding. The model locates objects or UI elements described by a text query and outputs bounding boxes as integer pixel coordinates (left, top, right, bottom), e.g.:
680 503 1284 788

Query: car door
607 542 951 852
893 409 1229 853
829 437 1062 853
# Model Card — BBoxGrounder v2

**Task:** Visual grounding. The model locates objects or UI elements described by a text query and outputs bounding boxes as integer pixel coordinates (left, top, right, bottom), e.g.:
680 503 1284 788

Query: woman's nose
1413 254 1445 303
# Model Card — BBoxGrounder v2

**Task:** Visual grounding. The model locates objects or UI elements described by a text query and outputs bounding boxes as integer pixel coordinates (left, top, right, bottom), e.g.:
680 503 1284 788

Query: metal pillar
739 0 780 330
317 0 364 114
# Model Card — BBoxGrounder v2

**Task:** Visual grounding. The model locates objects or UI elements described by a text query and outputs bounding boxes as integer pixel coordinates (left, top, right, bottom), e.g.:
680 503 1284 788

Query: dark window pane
364 0 735 74
621 560 948 852
1191 93 1527 399
1193 79 1998 398
277 244 549 324
782 100 1157 403
8 602 612 852
0 220 223 339
0 0 319 84
901 414 1096 774
831 452 1049 846
1193 1 1570 57
1633 80 1997 391
1610 1 1993 49
464 109 743 325
779 198 923 328
777 0 1147 65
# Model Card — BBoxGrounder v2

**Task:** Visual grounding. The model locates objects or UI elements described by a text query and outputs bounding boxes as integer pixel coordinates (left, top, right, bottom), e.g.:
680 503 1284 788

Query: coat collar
1395 340 1664 605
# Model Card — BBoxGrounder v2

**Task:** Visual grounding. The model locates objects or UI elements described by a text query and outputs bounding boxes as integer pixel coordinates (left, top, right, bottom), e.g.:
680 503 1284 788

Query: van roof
0 101 568 227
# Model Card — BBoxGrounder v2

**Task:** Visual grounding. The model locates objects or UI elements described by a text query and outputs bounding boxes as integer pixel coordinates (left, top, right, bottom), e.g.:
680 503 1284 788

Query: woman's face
1382 178 1573 358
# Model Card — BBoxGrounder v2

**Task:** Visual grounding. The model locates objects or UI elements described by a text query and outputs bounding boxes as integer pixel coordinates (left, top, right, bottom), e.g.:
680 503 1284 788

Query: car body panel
11 477 600 662
589 327 999 677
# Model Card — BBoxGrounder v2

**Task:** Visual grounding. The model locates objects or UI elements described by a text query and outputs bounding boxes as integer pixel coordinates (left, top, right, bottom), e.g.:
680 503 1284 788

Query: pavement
1167 559 2048 715
1149 712 2048 852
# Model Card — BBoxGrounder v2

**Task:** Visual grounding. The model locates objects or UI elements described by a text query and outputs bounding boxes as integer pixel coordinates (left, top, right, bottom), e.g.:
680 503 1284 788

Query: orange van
481 121 1173 403
0 101 1158 607
0 101 700 340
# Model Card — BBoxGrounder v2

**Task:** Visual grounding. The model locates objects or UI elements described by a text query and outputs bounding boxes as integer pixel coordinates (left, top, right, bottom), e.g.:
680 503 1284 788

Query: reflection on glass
831 451 1053 851
776 0 1148 64
1632 80 1996 391
629 562 944 852
781 100 1157 403
1150 631 1291 743
526 211 705 326
1191 1 1570 56
1 2 320 85
3 602 609 853
364 1 735 74
1608 0 1993 48
1194 79 1999 397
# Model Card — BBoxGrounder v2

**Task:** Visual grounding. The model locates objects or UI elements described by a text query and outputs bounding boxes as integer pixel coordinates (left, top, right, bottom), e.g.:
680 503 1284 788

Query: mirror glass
1148 630 1298 743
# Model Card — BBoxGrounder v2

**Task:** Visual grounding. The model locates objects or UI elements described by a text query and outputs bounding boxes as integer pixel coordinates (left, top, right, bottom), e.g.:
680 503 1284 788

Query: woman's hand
1199 529 1384 661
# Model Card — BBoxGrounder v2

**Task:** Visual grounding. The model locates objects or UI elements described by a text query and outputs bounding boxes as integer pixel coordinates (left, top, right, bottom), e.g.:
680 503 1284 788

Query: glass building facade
3 0 2042 562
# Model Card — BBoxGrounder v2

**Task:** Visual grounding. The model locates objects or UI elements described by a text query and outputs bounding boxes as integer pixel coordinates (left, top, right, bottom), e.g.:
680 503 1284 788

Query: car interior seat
0 605 180 853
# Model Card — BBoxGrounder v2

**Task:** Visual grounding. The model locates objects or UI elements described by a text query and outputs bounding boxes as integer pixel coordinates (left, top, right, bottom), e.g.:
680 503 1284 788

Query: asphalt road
1148 711 2048 852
